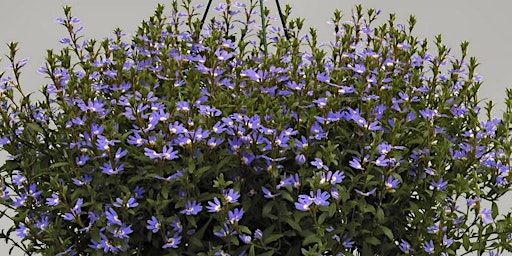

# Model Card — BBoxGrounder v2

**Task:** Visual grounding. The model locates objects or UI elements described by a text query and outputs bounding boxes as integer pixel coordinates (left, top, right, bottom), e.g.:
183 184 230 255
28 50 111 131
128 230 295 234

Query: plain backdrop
1 1 512 255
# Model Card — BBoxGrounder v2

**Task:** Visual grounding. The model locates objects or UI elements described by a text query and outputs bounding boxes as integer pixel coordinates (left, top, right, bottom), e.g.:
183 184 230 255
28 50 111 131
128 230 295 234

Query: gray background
1 1 511 255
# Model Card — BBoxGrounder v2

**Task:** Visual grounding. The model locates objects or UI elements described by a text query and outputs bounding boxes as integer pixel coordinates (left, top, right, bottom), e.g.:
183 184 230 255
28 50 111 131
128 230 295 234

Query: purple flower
46 193 60 206
12 195 27 208
96 135 120 151
385 176 400 190
349 157 364 170
207 137 224 149
310 122 327 140
295 154 306 165
313 97 328 108
214 223 235 238
155 170 184 182
295 195 313 211
162 233 182 249
100 162 124 175
27 183 42 198
254 229 263 240
351 63 366 74
114 147 128 160
78 99 106 114
239 234 252 244
311 158 328 170
111 225 133 239
207 197 222 213
190 128 210 143
419 109 439 121
168 121 187 135
176 101 190 112
241 151 255 165
161 145 179 160
228 208 244 224
13 173 27 186
295 136 309 150
35 215 50 232
212 121 226 134
16 223 30 239
171 218 183 232
321 170 345 185
146 216 161 233
199 105 222 117
286 80 304 91
399 239 412 253
342 235 355 248
155 170 183 182
223 189 240 204
113 197 138 208
261 186 280 198
63 198 83 221
431 178 448 191
424 240 435 254
75 155 90 166
0 186 9 200
443 235 453 247
480 208 493 224
241 68 265 82
127 131 147 147
181 201 202 215
355 188 377 197
133 186 145 199
105 207 123 225
311 189 330 206
72 174 92 186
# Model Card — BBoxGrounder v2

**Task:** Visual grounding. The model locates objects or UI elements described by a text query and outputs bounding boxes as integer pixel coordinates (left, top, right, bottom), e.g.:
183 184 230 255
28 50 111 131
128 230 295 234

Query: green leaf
492 201 499 219
379 225 394 240
366 236 381 245
463 234 470 251
284 216 302 232
375 207 385 223
249 245 256 256
25 122 44 134
262 201 275 218
49 161 70 169
317 212 328 225
302 233 322 246
264 233 283 245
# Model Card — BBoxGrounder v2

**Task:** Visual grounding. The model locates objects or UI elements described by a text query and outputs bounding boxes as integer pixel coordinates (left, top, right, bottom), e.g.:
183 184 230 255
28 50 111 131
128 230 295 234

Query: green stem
259 0 268 56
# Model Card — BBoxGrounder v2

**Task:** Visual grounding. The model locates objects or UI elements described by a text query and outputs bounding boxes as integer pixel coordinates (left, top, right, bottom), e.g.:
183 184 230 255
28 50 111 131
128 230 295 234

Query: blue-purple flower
207 197 222 213
180 201 202 215
146 216 161 233
228 208 244 224
311 158 328 170
480 208 493 224
162 233 182 249
16 223 30 239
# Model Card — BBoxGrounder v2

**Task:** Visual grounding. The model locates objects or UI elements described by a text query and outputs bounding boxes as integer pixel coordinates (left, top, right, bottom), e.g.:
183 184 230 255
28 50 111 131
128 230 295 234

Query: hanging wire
274 0 290 41
200 0 214 30
199 0 290 41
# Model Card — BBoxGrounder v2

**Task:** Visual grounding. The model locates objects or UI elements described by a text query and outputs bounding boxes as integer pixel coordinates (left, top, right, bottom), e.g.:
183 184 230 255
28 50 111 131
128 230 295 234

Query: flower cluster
1 0 512 255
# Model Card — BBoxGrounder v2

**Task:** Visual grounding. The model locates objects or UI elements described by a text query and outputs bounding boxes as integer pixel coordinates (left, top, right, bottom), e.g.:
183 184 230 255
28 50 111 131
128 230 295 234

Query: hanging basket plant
1 0 512 255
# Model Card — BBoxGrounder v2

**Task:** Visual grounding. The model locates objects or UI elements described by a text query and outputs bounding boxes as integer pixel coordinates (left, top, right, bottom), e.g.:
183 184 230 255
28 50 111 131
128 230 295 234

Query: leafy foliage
1 1 512 255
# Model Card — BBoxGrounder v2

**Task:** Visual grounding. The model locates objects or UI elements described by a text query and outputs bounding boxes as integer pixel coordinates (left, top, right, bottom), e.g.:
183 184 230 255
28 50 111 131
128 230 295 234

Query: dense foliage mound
1 1 512 255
